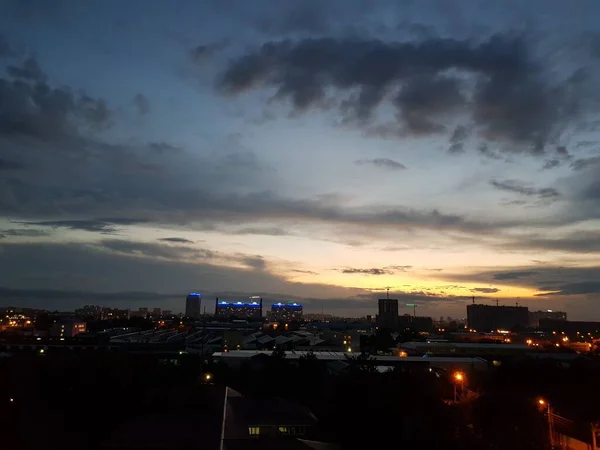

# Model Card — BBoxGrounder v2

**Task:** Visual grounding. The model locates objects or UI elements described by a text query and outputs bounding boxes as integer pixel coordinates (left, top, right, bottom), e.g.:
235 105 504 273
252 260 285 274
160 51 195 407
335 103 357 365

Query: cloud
470 287 500 293
189 41 228 64
0 241 373 310
570 156 600 171
446 266 600 298
0 55 112 143
218 34 590 153
340 265 411 275
132 93 150 115
538 281 600 296
355 158 406 170
0 158 25 170
448 125 469 154
233 227 289 236
490 179 561 201
157 237 195 244
493 271 538 280
15 219 147 234
98 239 214 260
0 228 50 238
241 255 267 270
291 269 318 275
341 268 391 275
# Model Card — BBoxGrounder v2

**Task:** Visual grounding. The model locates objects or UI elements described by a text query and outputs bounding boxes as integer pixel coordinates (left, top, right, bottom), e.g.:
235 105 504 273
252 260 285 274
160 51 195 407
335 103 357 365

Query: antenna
495 299 499 307
472 295 475 305
386 287 389 299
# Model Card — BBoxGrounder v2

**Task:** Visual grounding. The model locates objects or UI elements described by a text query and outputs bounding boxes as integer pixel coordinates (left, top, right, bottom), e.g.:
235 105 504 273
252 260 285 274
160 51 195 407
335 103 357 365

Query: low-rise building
50 319 86 338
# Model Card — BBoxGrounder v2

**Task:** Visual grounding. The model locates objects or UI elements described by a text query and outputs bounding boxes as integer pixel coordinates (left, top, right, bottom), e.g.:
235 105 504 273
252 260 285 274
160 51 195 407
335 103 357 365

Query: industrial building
467 304 529 331
529 310 567 328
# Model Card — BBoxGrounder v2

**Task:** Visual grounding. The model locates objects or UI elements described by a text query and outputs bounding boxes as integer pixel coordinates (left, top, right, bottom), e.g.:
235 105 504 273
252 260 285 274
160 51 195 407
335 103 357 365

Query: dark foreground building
467 304 529 331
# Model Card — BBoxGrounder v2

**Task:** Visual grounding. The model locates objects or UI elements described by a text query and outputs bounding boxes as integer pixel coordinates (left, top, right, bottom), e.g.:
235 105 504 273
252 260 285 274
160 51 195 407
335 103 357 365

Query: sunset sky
1 0 600 318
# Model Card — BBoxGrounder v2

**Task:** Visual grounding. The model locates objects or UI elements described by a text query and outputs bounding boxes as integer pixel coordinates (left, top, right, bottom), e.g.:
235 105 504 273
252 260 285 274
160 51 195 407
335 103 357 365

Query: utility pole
548 403 554 449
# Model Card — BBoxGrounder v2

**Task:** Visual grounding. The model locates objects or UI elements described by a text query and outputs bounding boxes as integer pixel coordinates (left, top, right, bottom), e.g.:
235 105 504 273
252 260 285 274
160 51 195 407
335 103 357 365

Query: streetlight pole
538 399 554 449
453 372 464 402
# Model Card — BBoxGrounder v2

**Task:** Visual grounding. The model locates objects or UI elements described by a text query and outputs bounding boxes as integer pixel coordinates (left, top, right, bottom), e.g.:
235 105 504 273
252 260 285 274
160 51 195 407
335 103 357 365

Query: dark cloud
355 158 406 170
570 156 600 171
0 158 25 170
291 269 318 275
157 237 195 244
542 159 561 170
493 271 538 280
6 57 45 82
148 142 182 153
340 265 411 275
0 228 50 238
538 281 600 296
490 179 561 200
470 287 500 293
0 286 181 305
242 255 267 270
132 93 150 115
502 231 600 254
233 227 289 236
448 266 600 298
341 268 391 275
0 241 371 311
98 239 213 260
189 41 228 64
0 55 112 143
218 34 589 153
15 219 147 234
448 125 468 154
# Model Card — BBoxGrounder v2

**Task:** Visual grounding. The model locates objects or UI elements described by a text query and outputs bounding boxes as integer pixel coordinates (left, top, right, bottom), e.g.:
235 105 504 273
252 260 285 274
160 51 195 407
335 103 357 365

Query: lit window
278 427 289 434
248 427 260 436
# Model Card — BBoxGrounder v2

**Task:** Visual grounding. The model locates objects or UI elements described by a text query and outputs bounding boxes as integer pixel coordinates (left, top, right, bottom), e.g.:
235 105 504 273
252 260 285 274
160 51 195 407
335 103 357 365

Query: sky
1 0 600 319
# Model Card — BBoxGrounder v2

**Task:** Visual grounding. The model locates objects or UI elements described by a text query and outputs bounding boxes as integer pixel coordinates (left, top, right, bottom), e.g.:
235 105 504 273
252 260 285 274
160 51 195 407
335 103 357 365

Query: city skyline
1 1 600 319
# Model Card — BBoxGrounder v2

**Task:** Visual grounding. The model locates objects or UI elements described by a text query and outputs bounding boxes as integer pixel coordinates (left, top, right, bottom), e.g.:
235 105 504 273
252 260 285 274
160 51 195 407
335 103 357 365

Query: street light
538 398 554 448
453 372 465 402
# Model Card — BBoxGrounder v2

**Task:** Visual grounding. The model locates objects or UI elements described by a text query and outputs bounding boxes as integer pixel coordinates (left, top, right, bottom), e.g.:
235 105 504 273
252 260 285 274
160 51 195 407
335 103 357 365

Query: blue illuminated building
270 302 303 322
185 293 201 319
214 297 263 320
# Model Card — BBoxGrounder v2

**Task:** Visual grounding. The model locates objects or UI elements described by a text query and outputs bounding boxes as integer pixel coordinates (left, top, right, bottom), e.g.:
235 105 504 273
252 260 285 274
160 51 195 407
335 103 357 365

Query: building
376 298 398 329
269 302 303 322
74 305 103 319
539 319 600 334
216 298 263 320
50 319 86 338
185 293 201 319
529 310 567 328
467 304 529 331
397 314 434 332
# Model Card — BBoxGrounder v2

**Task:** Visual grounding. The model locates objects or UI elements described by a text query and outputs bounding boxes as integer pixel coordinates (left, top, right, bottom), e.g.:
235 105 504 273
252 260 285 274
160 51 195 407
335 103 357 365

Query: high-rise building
215 297 262 320
269 302 303 322
467 304 529 331
185 293 201 319
528 310 567 328
376 298 398 329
